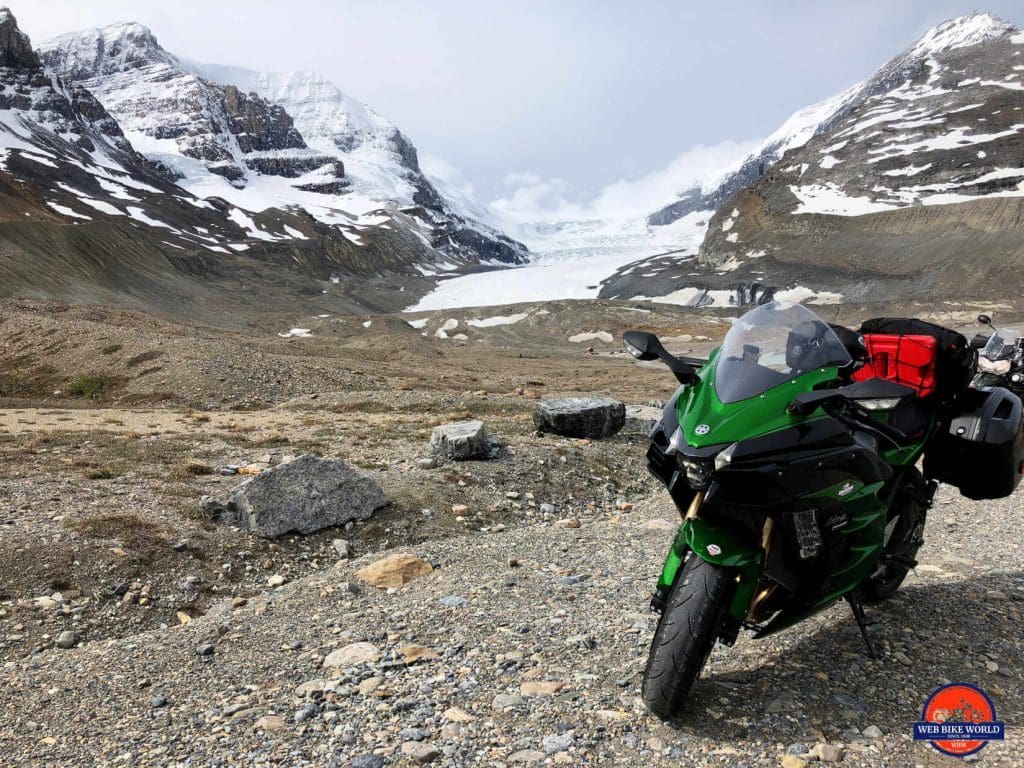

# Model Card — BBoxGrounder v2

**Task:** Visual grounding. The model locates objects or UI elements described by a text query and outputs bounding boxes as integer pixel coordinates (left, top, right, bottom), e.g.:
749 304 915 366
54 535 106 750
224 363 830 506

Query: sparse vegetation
101 344 123 355
85 467 118 480
66 373 113 399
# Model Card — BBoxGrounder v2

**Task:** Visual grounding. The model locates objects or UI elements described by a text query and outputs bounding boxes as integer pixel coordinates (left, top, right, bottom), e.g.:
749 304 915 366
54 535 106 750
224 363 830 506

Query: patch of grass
66 373 113 399
173 459 215 478
101 344 123 355
66 512 169 550
251 433 290 447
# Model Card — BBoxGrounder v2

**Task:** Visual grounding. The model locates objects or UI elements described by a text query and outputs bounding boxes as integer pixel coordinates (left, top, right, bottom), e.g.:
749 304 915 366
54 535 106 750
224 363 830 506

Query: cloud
491 138 762 224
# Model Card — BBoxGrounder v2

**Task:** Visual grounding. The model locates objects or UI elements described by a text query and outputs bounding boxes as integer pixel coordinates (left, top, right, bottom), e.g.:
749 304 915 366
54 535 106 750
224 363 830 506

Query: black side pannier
859 317 976 401
923 386 1024 500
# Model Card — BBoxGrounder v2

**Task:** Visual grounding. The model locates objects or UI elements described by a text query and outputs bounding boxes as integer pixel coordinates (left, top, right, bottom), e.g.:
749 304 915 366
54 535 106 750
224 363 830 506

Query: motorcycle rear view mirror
978 314 993 326
623 330 663 361
623 330 698 384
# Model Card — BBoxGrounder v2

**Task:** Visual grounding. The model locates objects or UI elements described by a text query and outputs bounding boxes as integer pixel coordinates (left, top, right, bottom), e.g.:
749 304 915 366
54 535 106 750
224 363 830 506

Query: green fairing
675 348 841 447
655 347 922 634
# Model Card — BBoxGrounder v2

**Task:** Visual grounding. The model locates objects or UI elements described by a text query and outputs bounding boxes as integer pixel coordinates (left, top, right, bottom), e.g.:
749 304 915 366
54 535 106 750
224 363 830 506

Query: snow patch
569 331 613 343
467 313 528 328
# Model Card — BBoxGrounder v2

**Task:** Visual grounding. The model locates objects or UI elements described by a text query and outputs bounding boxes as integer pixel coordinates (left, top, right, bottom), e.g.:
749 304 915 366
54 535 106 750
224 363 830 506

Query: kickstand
846 591 880 660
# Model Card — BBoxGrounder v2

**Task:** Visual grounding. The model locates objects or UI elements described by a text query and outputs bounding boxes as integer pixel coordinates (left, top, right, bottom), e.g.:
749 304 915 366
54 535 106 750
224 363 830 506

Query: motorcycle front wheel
641 554 732 720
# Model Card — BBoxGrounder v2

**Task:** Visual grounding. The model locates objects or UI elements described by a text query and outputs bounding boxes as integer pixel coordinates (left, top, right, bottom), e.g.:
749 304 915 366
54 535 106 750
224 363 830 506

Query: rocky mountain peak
0 7 40 69
647 12 1020 230
907 12 1014 58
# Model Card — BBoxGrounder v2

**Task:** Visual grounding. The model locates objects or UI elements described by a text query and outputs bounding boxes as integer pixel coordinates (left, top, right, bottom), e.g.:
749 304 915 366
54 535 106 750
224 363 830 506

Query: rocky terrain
616 13 1024 311
1 297 1022 766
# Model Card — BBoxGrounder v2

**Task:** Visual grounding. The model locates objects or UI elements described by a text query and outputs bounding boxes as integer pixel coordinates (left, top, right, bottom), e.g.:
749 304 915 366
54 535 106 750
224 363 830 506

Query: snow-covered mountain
0 7 527 324
37 25 525 267
649 12 1017 228
603 12 1024 310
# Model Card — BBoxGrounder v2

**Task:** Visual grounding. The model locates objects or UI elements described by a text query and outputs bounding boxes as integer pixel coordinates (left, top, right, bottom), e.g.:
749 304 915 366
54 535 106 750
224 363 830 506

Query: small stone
54 631 77 649
358 677 384 695
401 742 441 764
255 714 285 731
350 757 385 768
508 750 546 763
520 681 565 696
492 693 525 709
294 703 318 723
781 757 808 768
149 695 167 708
332 539 353 559
451 504 469 515
171 541 188 552
416 458 437 470
323 641 382 668
542 731 575 753
442 706 475 722
196 643 215 657
539 503 556 515
893 651 912 665
397 644 439 664
231 596 247 608
267 574 287 587
861 725 883 739
356 553 433 589
812 743 844 762
439 595 469 608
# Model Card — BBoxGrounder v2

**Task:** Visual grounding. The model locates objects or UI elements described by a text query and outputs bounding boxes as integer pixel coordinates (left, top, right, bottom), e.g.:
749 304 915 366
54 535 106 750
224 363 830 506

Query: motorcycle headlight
714 442 739 471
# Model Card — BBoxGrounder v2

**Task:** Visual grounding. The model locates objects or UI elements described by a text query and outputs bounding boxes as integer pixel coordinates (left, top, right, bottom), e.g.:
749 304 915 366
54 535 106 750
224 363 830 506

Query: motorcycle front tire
641 554 732 720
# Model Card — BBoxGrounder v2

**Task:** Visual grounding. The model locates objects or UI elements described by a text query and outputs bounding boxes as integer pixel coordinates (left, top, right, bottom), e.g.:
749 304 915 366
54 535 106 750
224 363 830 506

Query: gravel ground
1 484 1020 767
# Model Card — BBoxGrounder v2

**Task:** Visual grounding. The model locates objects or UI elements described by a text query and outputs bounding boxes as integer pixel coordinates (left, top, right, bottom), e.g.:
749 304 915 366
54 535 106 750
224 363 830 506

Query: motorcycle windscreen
982 329 1021 361
715 301 852 404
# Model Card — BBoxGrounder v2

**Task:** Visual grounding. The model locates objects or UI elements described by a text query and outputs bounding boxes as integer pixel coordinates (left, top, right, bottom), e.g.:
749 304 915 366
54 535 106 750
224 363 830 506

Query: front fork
650 493 764 643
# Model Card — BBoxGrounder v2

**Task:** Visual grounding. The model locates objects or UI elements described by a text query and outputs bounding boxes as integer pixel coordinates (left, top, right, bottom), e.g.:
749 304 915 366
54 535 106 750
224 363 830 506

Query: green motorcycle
624 301 1023 719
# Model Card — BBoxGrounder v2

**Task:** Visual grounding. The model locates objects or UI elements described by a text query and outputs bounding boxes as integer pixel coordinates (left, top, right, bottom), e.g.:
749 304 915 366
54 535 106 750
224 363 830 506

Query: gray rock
55 630 77 649
332 538 353 559
294 703 318 723
351 756 385 768
439 595 469 608
429 420 501 461
534 397 625 438
150 695 167 708
861 725 883 739
203 454 388 537
508 750 546 763
624 404 662 434
402 742 440 764
492 693 525 709
196 643 215 657
542 731 575 753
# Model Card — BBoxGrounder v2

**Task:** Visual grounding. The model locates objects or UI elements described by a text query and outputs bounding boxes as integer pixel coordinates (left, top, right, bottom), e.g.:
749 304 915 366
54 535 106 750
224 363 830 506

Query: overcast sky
15 1 1024 216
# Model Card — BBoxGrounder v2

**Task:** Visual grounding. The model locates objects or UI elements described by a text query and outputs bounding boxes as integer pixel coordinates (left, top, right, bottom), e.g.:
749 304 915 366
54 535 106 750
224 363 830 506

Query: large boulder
203 455 387 537
624 404 663 434
429 420 500 461
534 397 626 439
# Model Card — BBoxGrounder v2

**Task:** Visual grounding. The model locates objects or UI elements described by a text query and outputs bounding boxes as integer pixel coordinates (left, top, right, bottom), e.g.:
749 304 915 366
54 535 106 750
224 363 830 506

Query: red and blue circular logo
913 683 1005 757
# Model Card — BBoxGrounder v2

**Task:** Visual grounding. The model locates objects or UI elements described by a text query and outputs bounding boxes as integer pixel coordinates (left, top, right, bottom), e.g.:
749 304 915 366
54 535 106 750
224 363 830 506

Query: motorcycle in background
972 314 1024 395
